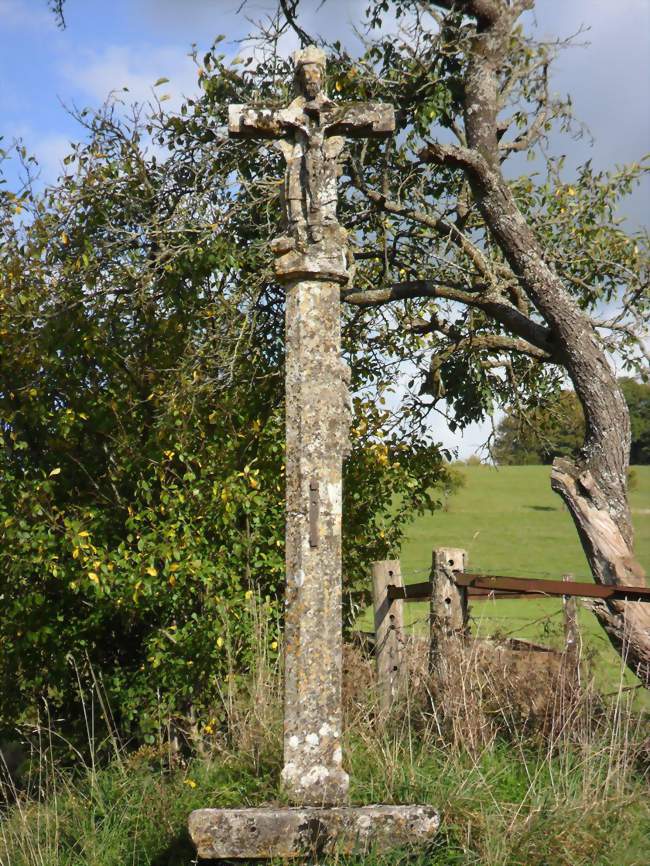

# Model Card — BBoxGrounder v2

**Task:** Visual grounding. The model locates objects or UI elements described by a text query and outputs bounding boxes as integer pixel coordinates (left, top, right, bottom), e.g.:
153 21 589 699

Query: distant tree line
494 379 650 465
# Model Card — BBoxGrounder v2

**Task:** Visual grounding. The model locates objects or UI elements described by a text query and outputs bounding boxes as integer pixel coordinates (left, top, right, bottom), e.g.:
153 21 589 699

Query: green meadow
359 464 650 696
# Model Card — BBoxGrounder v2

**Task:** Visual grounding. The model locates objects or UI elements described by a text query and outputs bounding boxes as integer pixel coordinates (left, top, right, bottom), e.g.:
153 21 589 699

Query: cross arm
322 102 395 139
229 101 395 141
228 104 302 140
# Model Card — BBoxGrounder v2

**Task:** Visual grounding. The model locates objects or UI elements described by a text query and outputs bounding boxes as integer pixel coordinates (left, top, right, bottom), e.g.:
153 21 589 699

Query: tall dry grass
0 598 647 865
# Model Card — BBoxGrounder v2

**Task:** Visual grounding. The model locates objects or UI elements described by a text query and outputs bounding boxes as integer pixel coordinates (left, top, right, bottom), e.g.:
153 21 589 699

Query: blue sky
1 0 648 455
2 0 649 196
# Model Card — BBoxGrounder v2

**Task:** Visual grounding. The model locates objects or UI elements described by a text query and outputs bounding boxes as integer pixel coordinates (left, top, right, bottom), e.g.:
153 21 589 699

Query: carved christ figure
229 46 393 266
276 46 344 246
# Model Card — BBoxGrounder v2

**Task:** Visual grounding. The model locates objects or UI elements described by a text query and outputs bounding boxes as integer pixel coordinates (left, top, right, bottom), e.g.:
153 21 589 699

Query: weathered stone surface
282 276 352 805
272 225 350 284
189 805 440 859
228 102 394 141
222 46 395 810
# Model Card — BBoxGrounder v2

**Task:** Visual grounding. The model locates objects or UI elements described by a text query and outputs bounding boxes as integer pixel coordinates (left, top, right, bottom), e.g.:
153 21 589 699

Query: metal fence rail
387 572 650 603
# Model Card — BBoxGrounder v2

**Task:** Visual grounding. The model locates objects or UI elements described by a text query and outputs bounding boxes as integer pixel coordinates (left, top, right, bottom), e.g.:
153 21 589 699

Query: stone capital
271 226 351 284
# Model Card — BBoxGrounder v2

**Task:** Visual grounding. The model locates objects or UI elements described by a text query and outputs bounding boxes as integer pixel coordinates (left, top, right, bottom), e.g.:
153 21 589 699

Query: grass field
359 464 650 697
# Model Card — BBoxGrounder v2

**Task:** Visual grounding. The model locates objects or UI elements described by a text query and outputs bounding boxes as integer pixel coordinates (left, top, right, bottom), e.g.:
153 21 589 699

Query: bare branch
342 278 556 355
279 0 316 47
409 319 553 362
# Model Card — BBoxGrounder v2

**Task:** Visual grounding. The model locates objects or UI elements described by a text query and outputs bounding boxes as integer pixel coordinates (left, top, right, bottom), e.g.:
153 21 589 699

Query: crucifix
230 44 393 807
189 47 438 858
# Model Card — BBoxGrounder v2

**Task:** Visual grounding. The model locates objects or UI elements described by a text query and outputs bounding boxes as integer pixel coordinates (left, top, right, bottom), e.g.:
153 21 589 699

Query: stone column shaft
281 276 350 805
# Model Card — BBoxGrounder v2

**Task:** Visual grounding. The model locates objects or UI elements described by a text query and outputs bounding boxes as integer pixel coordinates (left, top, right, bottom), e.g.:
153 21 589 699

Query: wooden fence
371 547 650 710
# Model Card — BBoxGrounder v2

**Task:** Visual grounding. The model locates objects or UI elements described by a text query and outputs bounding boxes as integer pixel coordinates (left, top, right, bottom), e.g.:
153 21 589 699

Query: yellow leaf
335 80 342 92
88 572 99 583
72 547 80 559
249 477 259 489
216 636 224 649
78 530 90 537
169 563 180 572
61 231 69 245
168 574 176 587
567 186 576 196
146 566 158 577
29 388 38 397
49 467 61 477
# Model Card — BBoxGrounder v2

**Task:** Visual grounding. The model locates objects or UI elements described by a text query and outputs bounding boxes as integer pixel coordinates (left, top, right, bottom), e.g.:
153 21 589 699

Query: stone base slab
189 804 439 860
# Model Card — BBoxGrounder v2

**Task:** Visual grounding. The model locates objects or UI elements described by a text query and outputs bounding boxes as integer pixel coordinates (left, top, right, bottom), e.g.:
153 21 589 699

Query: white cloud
60 43 202 111
34 132 75 183
4 123 75 186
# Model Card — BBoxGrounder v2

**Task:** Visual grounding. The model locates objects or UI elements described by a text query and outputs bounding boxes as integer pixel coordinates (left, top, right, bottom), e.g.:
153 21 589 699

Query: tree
0 101 446 739
5 0 648 723
493 391 584 465
494 380 650 466
273 0 648 682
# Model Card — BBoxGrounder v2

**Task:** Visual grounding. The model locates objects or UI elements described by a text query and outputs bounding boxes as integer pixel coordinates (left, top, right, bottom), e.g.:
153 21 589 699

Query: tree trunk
423 0 649 685
551 461 650 687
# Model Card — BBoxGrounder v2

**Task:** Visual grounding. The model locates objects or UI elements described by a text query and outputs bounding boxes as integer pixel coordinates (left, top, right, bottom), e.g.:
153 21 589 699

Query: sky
1 0 648 457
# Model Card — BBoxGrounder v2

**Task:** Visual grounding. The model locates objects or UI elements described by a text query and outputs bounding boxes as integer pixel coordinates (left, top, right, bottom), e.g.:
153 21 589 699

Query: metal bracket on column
309 478 320 548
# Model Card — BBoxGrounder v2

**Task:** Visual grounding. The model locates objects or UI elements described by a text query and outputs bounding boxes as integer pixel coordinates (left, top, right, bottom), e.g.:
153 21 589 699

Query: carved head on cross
293 45 327 102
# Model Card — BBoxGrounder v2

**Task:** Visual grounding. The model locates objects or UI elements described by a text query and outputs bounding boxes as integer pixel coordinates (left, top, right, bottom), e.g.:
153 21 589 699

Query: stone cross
229 46 394 806
189 49 438 860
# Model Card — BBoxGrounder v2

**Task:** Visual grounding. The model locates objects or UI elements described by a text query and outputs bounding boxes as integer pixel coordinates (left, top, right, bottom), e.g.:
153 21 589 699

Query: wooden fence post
429 548 468 686
563 573 580 687
372 560 404 712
